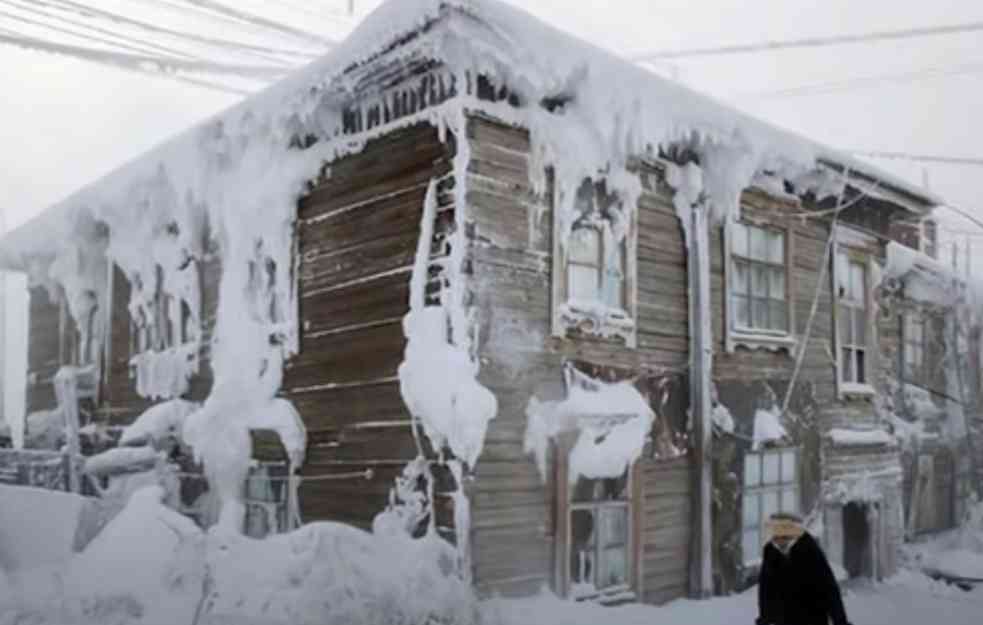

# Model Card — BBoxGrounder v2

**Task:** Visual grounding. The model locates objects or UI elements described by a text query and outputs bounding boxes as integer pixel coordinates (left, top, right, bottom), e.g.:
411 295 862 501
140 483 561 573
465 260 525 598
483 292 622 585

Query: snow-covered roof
0 0 941 271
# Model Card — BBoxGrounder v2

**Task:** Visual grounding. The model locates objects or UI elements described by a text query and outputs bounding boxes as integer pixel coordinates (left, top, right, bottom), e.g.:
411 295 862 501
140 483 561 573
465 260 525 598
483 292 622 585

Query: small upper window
730 222 788 333
553 179 636 346
903 313 925 383
837 251 869 387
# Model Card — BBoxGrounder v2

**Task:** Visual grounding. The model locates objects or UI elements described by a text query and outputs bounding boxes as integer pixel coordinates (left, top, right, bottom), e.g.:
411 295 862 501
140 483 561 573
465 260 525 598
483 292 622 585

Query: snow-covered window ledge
838 382 877 399
723 218 797 354
551 179 638 348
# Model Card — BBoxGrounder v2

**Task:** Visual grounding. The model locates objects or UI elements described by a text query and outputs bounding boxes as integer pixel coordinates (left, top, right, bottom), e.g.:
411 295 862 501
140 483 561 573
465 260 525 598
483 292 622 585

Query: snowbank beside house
1 486 477 625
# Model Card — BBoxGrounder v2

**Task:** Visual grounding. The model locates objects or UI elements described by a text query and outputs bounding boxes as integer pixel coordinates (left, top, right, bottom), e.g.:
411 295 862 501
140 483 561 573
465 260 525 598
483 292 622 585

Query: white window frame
724 217 797 353
551 179 638 347
833 239 877 397
742 447 800 566
567 473 634 601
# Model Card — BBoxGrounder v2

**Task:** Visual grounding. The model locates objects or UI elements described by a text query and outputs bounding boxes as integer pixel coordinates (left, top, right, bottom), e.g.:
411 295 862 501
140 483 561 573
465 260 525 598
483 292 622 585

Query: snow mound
120 399 200 446
828 428 894 447
752 405 787 450
0 485 91 572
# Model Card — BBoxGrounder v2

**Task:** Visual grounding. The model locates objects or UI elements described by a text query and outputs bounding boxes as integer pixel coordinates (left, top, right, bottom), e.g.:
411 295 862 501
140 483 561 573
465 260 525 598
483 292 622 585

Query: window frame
903 312 926 385
128 261 199 360
833 240 877 397
551 179 638 347
724 217 797 353
553 435 643 602
741 447 801 566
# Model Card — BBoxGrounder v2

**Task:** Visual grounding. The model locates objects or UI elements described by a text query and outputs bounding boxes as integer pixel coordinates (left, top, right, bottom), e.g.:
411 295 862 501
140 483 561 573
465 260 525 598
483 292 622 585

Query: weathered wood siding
466 114 692 602
25 287 61 414
286 122 453 530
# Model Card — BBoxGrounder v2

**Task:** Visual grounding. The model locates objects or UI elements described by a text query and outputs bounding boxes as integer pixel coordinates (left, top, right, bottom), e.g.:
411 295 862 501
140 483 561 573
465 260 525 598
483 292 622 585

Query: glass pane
572 475 628 503
770 268 785 300
842 348 854 382
752 264 769 297
768 230 785 264
753 298 769 329
838 307 852 344
570 228 601 265
569 264 601 301
743 529 762 563
744 454 761 487
836 252 850 298
763 453 780 484
751 226 768 261
856 349 866 384
732 222 749 258
770 301 787 332
733 295 750 328
598 507 629 548
782 488 800 515
781 451 796 483
744 494 760 527
603 264 624 309
570 509 596 585
853 308 866 345
598 546 628 590
850 262 866 301
732 260 749 295
763 490 780 521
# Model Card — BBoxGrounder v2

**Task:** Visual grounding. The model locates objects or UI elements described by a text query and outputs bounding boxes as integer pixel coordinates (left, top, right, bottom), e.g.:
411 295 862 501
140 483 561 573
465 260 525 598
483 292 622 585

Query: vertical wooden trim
722 219 732 352
831 237 843 397
552 437 571 597
550 173 565 340
631 459 645 599
687 204 713 598
626 194 639 349
99 258 115 407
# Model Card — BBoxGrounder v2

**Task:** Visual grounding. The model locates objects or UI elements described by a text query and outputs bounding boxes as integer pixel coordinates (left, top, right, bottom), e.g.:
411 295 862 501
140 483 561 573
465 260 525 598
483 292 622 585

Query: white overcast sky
1 0 982 429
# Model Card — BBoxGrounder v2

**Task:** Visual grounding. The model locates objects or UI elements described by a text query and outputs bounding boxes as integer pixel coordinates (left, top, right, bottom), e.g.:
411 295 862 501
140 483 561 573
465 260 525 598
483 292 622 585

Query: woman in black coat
756 514 853 625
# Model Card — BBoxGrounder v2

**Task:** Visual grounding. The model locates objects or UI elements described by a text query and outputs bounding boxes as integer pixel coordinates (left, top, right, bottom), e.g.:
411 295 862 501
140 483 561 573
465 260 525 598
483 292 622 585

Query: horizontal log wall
25 287 60 415
285 121 454 530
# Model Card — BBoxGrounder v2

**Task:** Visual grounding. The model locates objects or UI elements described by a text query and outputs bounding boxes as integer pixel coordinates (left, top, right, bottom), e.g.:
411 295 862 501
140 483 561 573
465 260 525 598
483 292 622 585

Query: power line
632 20 983 62
0 0 199 60
733 61 983 99
849 151 983 167
0 30 281 82
168 0 335 47
33 0 317 64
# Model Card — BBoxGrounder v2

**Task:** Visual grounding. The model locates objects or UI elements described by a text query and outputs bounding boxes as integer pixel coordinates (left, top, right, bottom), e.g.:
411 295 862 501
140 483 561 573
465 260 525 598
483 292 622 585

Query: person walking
756 513 853 625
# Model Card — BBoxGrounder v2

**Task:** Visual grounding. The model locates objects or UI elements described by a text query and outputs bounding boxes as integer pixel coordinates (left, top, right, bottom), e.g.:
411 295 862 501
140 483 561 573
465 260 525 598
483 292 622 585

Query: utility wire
849 150 983 167
168 0 336 47
632 20 983 62
0 0 199 59
734 61 983 99
0 30 278 83
34 0 317 64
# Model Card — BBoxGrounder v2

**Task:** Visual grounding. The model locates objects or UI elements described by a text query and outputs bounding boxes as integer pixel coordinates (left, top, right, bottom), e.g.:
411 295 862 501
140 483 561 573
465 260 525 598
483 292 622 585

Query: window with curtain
567 224 626 310
730 222 788 333
742 448 799 565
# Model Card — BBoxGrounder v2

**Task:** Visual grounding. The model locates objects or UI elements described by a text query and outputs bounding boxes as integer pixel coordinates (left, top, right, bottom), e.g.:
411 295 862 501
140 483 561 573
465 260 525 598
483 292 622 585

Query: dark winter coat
756 532 851 625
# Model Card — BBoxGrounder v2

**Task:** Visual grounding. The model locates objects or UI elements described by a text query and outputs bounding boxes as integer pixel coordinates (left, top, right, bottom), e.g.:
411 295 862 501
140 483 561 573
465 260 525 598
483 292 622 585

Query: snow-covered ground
3 484 983 625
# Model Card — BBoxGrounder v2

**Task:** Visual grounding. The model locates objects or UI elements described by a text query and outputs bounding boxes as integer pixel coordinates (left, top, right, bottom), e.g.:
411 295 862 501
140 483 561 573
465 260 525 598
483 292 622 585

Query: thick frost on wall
524 367 654 483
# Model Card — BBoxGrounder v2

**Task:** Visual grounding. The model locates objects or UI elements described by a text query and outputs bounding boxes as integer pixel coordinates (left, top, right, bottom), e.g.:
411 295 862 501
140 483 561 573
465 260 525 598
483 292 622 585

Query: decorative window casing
742 448 800 565
834 245 875 396
552 179 638 347
724 219 796 352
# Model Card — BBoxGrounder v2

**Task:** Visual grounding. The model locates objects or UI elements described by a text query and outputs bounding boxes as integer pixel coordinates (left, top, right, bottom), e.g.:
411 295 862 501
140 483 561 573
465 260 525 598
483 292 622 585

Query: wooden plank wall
640 455 693 605
466 114 692 602
25 286 61 414
285 122 453 530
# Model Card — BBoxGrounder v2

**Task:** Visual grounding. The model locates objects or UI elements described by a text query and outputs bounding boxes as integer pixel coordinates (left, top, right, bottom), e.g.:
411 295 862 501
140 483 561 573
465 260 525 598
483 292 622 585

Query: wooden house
0 0 967 606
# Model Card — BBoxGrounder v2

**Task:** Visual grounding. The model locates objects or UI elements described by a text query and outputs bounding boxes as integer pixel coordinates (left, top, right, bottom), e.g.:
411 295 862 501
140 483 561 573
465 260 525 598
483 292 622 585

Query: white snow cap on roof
0 0 938 269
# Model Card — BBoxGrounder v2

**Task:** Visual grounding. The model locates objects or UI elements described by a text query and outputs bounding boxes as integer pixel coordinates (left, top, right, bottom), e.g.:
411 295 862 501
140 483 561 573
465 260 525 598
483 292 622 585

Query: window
742 449 799 565
836 250 869 387
568 472 631 599
129 264 196 357
730 222 788 333
568 225 626 310
552 179 637 346
243 463 291 538
904 313 926 383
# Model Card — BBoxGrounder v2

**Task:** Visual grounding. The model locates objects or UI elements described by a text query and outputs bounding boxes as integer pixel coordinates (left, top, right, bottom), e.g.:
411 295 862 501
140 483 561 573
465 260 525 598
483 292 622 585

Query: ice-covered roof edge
0 0 940 271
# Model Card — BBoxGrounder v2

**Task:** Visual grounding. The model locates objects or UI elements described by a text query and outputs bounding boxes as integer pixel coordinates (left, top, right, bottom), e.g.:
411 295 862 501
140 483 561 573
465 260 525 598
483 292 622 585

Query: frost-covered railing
0 448 84 492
